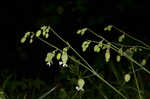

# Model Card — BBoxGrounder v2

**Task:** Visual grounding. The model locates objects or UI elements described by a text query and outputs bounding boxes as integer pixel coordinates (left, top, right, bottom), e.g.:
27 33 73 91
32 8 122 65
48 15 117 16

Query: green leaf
38 86 57 99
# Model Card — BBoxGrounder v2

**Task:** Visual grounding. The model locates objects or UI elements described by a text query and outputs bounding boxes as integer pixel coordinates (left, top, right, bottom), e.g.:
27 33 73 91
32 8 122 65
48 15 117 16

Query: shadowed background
0 0 150 80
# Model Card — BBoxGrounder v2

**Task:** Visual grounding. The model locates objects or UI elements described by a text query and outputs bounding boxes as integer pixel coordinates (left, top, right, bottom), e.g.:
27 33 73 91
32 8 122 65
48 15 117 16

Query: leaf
38 86 57 99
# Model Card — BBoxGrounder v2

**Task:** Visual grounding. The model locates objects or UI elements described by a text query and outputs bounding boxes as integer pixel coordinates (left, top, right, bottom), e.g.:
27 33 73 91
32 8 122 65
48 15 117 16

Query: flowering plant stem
112 25 150 49
37 27 128 99
131 62 142 99
87 28 150 75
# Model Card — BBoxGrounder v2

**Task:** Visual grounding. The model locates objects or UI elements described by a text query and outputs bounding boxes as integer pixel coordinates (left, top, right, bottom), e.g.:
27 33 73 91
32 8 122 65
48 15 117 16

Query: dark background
1 0 150 79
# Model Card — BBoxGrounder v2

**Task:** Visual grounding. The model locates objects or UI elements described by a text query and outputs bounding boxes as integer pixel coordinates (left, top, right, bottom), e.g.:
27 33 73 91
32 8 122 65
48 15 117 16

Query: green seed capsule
118 34 125 42
45 33 49 38
105 49 110 62
29 39 33 44
56 53 61 60
141 59 146 65
124 74 131 82
20 37 26 43
36 30 41 37
116 55 121 62
78 79 85 89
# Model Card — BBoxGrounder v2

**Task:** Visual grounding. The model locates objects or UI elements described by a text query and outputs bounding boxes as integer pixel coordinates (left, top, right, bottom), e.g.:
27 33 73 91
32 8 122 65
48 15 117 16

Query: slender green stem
38 86 57 99
111 44 150 75
87 28 119 50
38 37 127 99
131 62 142 99
112 42 150 50
49 27 95 72
37 37 59 51
112 25 150 49
124 53 150 74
